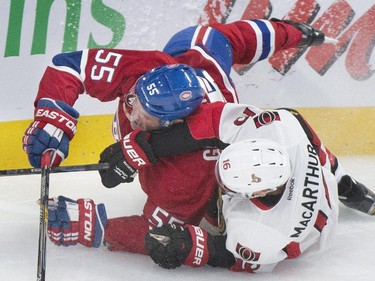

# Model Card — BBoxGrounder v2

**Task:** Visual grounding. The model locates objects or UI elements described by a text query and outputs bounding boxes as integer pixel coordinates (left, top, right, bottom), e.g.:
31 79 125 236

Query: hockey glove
47 196 107 248
145 224 209 269
271 18 325 47
99 129 156 188
22 98 79 168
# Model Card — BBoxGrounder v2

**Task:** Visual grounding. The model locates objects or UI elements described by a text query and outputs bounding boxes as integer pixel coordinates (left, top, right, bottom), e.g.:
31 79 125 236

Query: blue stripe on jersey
52 51 83 73
203 28 233 75
163 26 196 57
163 25 233 75
252 20 271 60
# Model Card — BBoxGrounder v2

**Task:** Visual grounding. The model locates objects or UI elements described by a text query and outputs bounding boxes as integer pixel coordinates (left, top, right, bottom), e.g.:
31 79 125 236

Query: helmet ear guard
136 64 205 127
215 139 291 198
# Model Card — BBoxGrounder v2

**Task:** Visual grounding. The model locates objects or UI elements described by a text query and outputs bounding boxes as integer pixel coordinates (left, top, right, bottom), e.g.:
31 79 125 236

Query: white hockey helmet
215 139 291 198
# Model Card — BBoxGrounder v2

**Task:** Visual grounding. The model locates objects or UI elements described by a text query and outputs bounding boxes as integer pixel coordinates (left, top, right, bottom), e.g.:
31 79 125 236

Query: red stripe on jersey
250 198 272 211
287 109 330 167
322 175 332 209
314 210 328 233
194 26 210 46
284 241 301 259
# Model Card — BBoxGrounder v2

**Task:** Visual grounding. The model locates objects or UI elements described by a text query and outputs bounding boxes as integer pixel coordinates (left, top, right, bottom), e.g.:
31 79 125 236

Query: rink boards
2 107 375 170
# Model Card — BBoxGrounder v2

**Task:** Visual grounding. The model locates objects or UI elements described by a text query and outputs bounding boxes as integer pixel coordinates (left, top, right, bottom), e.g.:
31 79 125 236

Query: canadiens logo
236 242 261 262
180 90 192 101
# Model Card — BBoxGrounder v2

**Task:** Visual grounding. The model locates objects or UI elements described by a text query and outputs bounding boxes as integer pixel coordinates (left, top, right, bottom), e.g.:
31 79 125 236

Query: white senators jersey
187 103 339 272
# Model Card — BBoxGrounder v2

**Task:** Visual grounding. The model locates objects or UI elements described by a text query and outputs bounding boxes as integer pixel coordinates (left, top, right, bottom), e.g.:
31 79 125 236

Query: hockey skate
338 175 375 215
270 18 325 47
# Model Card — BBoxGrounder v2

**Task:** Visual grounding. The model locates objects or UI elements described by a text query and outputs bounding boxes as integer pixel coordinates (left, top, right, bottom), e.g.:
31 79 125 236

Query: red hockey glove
145 224 209 269
99 129 156 188
22 98 79 168
47 196 107 248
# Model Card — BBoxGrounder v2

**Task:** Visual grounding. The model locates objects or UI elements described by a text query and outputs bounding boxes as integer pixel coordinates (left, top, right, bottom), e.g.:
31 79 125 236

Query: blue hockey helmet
135 64 205 127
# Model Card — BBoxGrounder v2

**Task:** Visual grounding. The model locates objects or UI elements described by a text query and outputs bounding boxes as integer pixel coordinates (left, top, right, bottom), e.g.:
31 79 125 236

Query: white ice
1 156 375 281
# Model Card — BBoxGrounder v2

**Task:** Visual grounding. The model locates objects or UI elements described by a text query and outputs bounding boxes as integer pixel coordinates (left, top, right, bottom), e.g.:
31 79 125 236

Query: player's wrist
120 129 155 170
22 98 80 167
76 198 107 247
183 225 209 267
34 98 79 139
99 129 156 188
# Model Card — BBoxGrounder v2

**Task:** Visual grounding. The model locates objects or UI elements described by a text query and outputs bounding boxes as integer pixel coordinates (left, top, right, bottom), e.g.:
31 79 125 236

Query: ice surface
1 156 375 281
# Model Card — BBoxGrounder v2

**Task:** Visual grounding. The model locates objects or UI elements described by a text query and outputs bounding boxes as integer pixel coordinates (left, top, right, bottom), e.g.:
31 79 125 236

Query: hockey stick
36 153 52 281
0 163 110 177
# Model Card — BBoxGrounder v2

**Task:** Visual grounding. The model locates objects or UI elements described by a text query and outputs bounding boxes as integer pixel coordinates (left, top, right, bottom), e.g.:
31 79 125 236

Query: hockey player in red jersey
22 19 327 254
144 104 375 272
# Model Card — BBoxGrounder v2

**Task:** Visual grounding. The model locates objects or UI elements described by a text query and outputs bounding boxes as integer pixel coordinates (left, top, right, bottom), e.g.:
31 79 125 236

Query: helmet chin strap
160 118 184 128
160 119 171 128
250 183 287 198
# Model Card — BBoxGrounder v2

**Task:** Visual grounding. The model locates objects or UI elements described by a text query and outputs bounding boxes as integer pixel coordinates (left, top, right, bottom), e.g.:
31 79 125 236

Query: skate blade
324 36 339 44
368 204 375 215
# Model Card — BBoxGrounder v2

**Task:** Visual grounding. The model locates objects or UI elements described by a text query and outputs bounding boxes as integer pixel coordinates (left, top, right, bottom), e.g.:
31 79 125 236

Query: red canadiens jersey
34 20 303 254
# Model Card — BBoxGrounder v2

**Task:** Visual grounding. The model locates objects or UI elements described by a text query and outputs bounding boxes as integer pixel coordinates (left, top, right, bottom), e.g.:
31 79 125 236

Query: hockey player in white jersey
144 103 375 272
214 138 338 272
